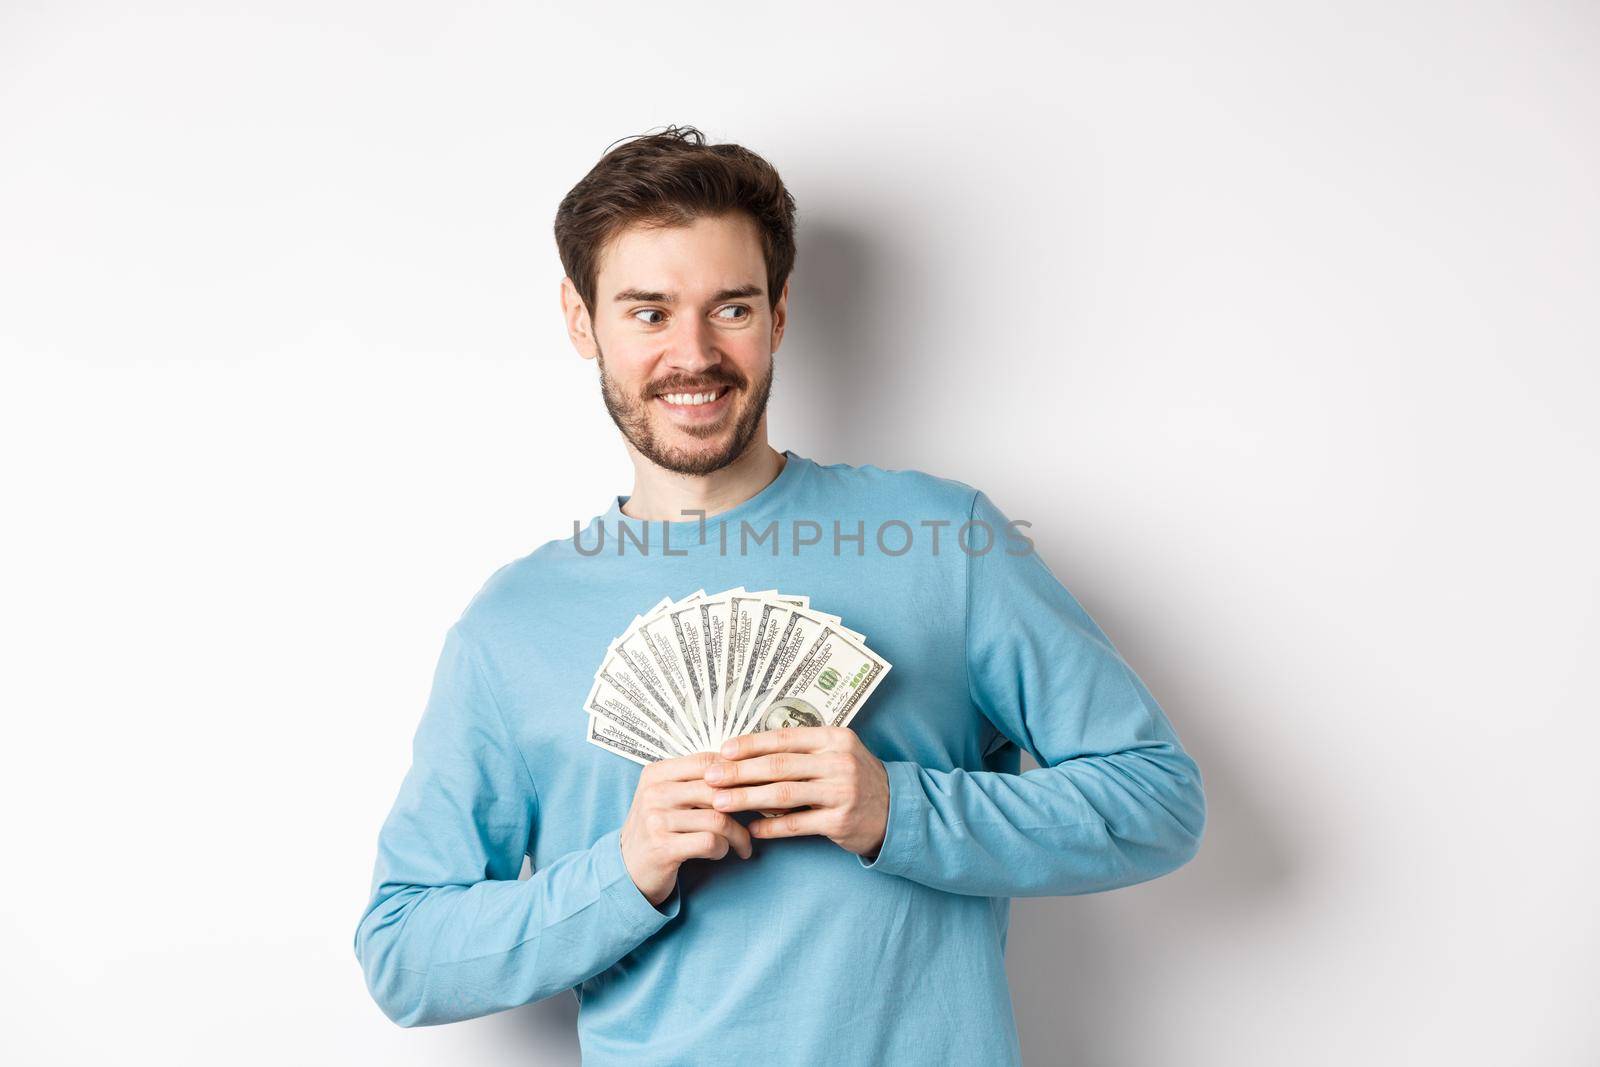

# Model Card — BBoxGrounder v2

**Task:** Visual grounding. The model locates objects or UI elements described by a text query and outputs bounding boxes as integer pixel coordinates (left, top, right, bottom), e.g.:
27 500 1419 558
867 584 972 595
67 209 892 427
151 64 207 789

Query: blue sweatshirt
354 451 1205 1064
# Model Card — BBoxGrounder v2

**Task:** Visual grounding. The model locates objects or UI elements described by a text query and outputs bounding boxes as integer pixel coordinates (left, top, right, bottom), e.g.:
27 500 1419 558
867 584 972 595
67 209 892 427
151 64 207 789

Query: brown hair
553 124 798 317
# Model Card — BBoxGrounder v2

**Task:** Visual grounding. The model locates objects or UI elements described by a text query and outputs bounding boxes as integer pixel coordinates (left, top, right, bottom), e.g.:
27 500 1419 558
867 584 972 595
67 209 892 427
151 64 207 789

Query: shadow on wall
497 989 581 1064
1007 668 1297 1065
770 214 929 463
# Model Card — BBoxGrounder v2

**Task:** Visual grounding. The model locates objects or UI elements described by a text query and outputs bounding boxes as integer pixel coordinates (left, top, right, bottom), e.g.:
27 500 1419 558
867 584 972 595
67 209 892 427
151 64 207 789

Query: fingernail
714 792 733 808
720 740 738 758
705 764 727 783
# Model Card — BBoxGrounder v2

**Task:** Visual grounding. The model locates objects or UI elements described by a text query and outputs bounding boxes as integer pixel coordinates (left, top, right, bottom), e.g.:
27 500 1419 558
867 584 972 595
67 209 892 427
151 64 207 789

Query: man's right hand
620 751 754 906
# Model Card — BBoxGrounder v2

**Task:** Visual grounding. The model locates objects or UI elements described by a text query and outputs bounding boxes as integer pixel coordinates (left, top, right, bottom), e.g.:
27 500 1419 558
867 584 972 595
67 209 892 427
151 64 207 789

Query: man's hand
703 727 890 859
620 751 753 906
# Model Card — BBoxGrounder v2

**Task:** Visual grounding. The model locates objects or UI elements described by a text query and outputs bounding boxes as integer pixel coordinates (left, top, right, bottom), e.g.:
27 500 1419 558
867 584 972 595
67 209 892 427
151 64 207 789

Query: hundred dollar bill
748 624 891 735
727 606 830 739
686 587 744 748
660 594 717 749
724 597 796 740
585 588 888 770
736 589 806 611
712 590 833 743
586 669 689 756
601 603 704 754
783 606 867 654
716 590 799 740
630 591 713 751
718 592 767 741
587 714 667 766
745 589 866 647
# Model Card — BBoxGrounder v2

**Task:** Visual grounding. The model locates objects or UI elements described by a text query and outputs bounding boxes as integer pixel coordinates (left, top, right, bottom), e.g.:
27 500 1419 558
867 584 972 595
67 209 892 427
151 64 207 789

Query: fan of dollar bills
586 587 892 765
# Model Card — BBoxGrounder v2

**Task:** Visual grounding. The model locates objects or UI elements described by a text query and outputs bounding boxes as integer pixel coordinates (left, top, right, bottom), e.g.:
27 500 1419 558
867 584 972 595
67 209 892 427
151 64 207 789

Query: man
354 125 1206 1065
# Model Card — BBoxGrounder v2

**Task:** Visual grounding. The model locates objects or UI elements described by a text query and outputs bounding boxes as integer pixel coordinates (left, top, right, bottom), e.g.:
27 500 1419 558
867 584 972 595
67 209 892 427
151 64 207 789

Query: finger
718 726 838 761
664 808 753 859
653 779 720 809
712 780 831 813
671 830 730 862
704 751 827 787
747 808 836 840
645 750 720 782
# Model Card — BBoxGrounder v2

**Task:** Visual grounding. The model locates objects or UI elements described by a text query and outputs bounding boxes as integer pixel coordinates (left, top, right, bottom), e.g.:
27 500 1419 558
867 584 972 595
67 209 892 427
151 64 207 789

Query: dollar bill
587 669 690 755
585 587 893 767
750 624 891 734
588 714 667 766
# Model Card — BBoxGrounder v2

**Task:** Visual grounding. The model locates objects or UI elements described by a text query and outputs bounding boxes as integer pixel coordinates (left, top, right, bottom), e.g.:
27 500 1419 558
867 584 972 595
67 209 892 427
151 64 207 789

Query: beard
595 339 774 477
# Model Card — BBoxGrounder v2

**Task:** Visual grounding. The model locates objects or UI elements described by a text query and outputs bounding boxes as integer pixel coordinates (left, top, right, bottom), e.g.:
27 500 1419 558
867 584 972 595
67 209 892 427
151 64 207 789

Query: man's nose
660 313 722 372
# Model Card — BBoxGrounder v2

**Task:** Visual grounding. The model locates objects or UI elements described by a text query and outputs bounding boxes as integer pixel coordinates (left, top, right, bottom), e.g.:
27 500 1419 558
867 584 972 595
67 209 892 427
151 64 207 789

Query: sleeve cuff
593 826 681 937
857 760 927 876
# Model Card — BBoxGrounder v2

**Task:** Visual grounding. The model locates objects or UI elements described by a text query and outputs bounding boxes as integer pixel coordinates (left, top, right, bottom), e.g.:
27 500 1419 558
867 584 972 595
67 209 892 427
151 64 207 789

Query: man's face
565 212 788 476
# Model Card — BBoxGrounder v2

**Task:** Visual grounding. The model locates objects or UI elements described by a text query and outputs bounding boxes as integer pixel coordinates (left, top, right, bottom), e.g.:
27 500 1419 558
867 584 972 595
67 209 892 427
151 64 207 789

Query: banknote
585 587 892 765
752 624 890 733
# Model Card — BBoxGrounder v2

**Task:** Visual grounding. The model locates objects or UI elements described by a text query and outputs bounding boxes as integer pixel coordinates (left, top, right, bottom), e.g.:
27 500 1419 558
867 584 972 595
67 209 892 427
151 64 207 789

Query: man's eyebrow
612 284 765 304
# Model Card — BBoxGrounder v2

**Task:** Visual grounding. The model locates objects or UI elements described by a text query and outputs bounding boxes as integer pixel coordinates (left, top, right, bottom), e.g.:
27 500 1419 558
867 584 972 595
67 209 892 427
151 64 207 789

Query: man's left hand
703 727 889 859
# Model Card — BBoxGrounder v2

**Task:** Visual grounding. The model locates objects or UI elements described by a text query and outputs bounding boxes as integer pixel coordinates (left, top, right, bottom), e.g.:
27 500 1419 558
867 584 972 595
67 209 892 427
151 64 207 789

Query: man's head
555 126 797 476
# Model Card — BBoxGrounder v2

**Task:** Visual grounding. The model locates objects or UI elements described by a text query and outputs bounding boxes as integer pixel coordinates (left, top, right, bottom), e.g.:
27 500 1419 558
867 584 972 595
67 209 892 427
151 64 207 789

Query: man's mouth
652 385 734 421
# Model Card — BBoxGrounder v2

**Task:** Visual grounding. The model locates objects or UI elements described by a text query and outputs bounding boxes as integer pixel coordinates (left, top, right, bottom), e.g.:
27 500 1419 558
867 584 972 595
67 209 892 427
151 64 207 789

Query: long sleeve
860 489 1206 896
353 624 680 1027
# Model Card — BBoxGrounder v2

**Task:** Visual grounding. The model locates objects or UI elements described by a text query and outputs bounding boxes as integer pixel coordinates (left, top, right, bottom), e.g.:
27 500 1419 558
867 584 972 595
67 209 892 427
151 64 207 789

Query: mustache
646 371 743 398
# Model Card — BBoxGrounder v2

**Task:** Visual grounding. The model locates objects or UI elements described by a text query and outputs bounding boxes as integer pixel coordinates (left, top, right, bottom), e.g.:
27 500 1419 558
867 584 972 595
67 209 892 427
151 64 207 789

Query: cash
585 587 891 766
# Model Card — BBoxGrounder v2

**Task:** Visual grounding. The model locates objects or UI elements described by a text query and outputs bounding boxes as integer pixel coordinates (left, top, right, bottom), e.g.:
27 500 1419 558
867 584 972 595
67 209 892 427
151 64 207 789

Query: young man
354 125 1206 1065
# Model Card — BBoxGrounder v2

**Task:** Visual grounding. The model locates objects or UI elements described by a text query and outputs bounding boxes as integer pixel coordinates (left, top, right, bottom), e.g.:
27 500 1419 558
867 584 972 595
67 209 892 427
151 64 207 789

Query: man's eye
634 306 749 325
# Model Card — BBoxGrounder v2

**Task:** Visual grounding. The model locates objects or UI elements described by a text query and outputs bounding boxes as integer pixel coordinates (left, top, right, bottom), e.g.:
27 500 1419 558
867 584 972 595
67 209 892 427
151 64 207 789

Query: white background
3 2 1596 1063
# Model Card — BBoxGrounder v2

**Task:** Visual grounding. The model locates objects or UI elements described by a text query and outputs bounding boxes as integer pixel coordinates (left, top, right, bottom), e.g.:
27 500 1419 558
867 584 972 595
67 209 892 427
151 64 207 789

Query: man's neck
620 440 787 523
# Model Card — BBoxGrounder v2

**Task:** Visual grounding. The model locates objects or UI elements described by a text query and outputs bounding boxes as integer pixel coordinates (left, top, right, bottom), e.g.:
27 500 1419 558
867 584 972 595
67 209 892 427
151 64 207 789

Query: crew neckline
598 449 811 549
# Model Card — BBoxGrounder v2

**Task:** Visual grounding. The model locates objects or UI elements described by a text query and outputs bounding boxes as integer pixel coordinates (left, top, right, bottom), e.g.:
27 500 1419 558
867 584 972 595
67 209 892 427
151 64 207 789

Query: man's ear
560 277 599 361
770 278 790 353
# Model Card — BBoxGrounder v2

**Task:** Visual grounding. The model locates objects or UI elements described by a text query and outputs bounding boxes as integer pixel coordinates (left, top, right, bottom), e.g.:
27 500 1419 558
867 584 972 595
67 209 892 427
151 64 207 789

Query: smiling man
354 125 1206 1065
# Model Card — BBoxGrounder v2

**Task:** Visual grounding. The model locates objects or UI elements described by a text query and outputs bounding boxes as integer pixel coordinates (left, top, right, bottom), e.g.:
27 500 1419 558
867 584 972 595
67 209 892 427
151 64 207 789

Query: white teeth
660 389 724 406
